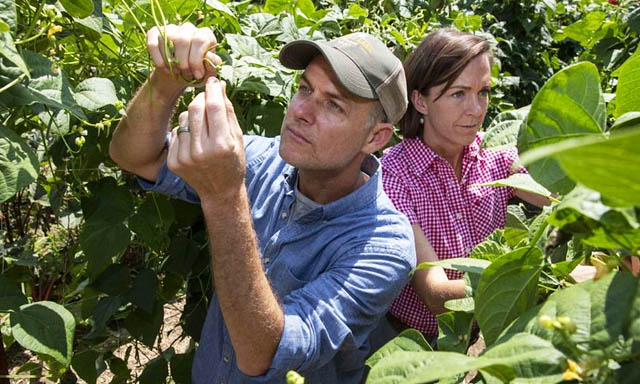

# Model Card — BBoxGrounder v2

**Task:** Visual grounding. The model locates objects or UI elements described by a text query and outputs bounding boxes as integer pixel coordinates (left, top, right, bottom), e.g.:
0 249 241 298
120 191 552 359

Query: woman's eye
452 91 464 98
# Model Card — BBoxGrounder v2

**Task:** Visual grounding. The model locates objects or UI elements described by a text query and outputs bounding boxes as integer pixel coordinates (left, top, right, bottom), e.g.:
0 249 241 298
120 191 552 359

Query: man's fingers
204 77 231 141
169 23 197 78
221 81 243 141
146 27 167 72
167 127 179 171
189 28 217 80
187 94 206 157
203 51 222 78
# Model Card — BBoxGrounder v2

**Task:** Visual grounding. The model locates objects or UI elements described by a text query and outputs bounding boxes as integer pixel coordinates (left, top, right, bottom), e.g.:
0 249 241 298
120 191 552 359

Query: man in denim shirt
109 23 416 383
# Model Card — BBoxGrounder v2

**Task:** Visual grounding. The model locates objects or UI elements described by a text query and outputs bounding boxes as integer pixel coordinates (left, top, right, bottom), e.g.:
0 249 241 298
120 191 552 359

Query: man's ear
411 89 429 115
363 122 394 154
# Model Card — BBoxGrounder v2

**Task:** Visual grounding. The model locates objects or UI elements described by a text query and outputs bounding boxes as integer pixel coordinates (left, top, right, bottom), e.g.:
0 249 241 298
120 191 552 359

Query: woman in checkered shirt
371 29 551 349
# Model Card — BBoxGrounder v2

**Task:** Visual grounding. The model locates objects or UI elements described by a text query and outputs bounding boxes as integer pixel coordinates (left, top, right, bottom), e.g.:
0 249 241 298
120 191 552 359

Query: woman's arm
410 225 466 314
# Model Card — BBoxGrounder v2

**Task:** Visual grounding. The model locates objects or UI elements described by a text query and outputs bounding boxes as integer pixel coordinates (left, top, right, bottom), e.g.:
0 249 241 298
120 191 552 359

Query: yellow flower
562 359 584 381
47 25 63 38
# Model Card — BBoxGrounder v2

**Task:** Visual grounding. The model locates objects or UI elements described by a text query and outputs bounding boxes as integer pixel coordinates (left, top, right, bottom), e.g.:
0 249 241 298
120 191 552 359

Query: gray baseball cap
279 32 408 124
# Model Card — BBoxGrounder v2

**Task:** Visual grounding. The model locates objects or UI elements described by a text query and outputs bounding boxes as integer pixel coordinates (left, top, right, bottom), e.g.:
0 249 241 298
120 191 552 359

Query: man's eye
479 89 491 97
328 101 343 112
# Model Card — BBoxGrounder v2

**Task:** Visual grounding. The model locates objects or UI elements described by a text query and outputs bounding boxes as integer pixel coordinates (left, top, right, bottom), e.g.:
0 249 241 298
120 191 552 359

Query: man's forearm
109 70 185 180
202 188 284 376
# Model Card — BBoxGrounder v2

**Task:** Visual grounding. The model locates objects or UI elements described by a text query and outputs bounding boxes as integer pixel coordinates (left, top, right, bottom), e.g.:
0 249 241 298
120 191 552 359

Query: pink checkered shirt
381 134 522 335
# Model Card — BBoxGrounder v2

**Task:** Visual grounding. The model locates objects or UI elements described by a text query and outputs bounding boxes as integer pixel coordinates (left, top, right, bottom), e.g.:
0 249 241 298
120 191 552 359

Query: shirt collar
402 134 482 176
283 155 382 222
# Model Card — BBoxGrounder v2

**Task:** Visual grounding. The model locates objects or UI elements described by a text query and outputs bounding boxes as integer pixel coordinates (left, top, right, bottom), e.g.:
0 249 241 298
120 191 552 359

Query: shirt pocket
267 261 310 301
469 185 504 240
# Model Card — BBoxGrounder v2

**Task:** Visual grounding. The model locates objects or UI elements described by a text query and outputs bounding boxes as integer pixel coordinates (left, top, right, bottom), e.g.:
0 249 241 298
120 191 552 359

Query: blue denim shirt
139 135 415 383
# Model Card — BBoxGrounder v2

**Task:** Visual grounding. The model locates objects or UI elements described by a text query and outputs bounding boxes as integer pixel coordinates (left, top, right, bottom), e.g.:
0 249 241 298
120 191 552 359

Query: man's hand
146 23 221 87
167 77 245 200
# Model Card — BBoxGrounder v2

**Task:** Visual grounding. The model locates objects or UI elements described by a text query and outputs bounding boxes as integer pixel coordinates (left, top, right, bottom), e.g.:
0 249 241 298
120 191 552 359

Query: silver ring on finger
177 124 190 135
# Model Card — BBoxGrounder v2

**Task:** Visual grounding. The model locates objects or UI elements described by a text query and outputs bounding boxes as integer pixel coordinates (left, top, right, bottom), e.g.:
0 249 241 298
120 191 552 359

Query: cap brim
279 40 376 99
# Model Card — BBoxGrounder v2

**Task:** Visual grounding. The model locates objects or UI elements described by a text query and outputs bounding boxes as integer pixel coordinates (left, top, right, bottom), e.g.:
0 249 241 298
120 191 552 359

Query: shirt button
456 213 463 220
264 258 270 264
281 211 288 219
223 355 230 363
465 247 472 254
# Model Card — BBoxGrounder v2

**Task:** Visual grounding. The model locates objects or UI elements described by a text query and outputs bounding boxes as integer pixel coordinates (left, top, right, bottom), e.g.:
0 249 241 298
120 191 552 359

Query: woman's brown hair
400 29 491 138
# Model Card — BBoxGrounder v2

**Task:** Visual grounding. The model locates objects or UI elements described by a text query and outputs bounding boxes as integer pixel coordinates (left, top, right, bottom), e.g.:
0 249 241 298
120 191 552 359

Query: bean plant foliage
0 0 638 382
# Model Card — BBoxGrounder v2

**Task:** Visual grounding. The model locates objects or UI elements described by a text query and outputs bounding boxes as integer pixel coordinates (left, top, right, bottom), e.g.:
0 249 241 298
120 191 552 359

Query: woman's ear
411 89 429 116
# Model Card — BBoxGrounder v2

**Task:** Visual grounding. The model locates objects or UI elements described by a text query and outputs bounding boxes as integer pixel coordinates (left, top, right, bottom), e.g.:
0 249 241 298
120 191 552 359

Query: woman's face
414 53 492 152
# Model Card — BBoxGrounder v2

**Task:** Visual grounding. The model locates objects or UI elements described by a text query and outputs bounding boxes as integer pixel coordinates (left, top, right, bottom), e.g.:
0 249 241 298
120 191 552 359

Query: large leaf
74 77 118 111
139 354 169 384
475 173 553 200
613 49 640 118
82 177 134 225
10 301 76 367
86 295 122 338
521 126 640 207
366 329 432 369
0 32 28 75
170 351 195 384
0 0 16 31
0 124 39 202
0 274 27 311
482 106 529 150
547 186 640 250
367 333 564 384
519 62 605 194
414 257 490 275
125 268 157 314
59 0 94 18
91 264 131 296
128 194 174 252
437 311 474 353
71 350 102 384
80 221 131 278
475 247 544 346
124 302 163 347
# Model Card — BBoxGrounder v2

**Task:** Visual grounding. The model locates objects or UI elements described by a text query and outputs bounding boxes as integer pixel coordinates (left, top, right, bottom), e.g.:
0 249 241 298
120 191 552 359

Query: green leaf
80 221 130 278
475 173 553 200
475 247 544 346
519 62 605 194
437 311 474 353
367 351 480 383
521 127 640 207
82 178 134 225
415 257 490 275
124 302 163 347
366 329 432 369
170 351 194 384
128 195 174 252
10 301 76 367
0 32 28 74
125 268 157 314
613 49 640 118
347 3 368 18
74 77 118 111
482 106 529 150
86 296 121 338
611 112 640 132
0 124 39 202
444 297 475 312
205 0 236 19
71 350 102 384
91 264 131 296
139 355 168 384
547 186 640 250
480 333 565 378
59 0 94 18
263 0 290 15
0 274 27 311
0 0 16 31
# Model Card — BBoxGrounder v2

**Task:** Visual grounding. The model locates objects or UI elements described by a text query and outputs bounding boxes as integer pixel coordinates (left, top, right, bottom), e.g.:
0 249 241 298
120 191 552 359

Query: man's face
279 55 374 172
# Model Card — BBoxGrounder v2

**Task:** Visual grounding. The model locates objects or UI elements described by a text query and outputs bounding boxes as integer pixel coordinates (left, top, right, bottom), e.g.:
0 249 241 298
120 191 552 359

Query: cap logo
334 34 373 53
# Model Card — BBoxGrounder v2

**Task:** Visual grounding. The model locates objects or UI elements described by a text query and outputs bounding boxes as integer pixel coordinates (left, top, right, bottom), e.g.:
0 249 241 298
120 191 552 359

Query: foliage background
0 0 638 382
